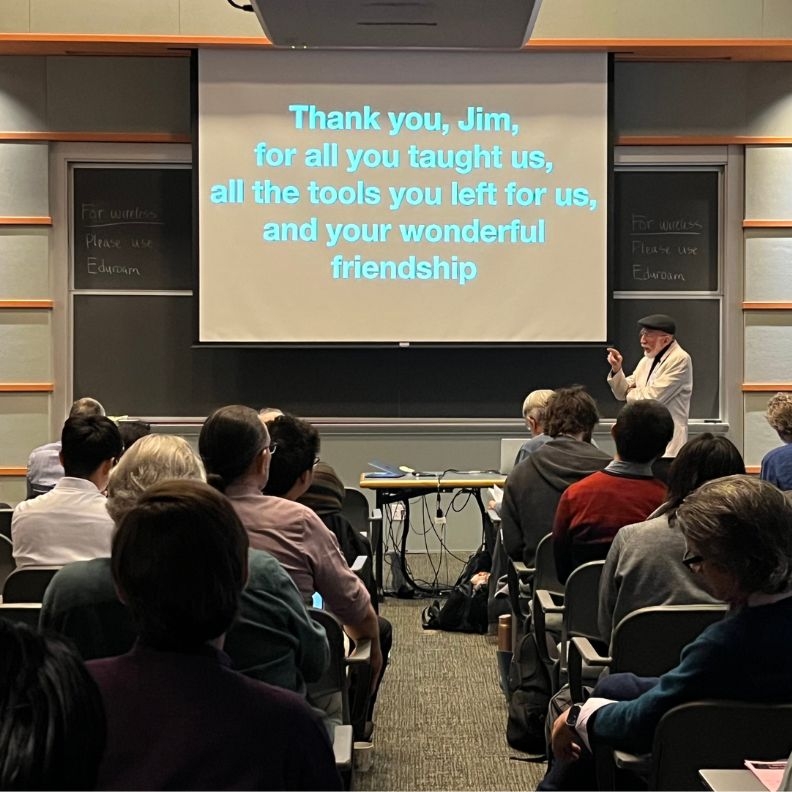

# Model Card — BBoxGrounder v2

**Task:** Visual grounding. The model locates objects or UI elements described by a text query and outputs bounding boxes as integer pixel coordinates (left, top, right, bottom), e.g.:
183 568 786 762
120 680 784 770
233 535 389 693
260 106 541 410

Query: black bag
506 631 553 756
421 546 491 634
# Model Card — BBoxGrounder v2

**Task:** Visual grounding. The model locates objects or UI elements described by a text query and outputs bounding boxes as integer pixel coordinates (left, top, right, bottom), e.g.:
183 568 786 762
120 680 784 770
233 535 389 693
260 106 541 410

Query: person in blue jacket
543 474 792 790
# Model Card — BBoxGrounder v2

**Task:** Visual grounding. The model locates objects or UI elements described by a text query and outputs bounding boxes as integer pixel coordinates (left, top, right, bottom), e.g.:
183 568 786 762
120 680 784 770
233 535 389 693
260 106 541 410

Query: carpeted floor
355 597 546 791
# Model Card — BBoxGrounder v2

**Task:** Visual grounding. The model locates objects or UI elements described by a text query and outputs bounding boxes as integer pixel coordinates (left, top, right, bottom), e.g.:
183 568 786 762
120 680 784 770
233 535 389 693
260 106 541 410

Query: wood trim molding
0 131 190 143
0 384 54 393
745 465 760 475
4 34 792 60
620 136 792 146
742 384 792 392
0 467 26 477
0 300 54 309
742 302 792 310
0 216 52 226
743 220 792 228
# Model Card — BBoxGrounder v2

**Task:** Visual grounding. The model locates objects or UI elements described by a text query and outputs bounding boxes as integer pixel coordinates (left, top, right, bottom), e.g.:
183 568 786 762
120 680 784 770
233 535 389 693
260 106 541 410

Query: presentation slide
198 50 608 344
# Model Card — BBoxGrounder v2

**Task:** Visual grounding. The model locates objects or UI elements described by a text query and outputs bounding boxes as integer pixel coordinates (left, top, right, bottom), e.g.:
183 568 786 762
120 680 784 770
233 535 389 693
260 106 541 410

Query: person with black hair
598 433 745 643
551 400 673 582
266 413 392 726
501 386 612 567
117 419 151 455
88 479 340 791
12 414 121 568
0 619 106 791
26 396 105 498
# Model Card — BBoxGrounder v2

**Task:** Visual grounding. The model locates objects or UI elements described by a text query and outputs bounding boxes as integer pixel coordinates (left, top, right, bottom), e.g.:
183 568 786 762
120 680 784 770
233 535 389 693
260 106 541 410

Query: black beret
638 314 675 335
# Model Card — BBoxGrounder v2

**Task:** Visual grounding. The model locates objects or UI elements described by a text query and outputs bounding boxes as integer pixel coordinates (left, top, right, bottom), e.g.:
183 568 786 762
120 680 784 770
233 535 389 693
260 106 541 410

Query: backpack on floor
506 630 553 756
421 546 491 634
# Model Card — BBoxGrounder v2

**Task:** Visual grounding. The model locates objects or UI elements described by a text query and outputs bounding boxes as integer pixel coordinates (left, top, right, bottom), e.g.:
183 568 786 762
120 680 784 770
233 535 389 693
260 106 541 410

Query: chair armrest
572 637 612 667
347 637 372 665
536 588 565 614
613 750 651 774
533 588 565 666
333 724 354 770
512 559 535 578
568 636 612 701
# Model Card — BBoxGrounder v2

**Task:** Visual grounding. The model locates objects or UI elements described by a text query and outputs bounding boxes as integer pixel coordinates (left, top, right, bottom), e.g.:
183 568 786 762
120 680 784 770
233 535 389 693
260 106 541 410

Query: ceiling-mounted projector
248 0 543 49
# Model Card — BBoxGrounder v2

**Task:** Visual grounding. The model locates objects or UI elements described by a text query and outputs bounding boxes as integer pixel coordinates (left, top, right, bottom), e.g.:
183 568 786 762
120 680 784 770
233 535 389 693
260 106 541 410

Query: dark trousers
538 673 659 791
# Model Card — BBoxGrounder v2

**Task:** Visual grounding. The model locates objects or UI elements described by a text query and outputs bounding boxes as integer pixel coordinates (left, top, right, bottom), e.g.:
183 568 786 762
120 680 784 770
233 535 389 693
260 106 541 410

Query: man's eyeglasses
682 549 704 570
313 456 321 466
266 442 278 455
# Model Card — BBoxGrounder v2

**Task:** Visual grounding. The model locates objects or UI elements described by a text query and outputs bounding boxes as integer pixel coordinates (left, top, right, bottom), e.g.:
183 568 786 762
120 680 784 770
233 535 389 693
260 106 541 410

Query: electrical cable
225 0 254 11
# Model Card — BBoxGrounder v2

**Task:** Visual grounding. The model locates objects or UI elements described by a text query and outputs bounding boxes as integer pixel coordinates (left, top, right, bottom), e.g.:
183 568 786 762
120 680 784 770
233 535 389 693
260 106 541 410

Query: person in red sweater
552 400 673 583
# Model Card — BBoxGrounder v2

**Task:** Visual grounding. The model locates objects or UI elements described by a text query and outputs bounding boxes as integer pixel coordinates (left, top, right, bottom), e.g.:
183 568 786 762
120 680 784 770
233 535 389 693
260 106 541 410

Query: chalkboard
72 294 719 420
71 166 721 420
615 170 718 292
73 166 191 290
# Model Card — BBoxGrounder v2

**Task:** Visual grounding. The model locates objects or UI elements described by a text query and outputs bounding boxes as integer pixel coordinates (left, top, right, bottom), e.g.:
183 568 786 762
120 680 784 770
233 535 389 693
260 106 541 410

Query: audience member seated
551 400 673 583
40 433 329 703
26 396 105 498
12 415 121 568
117 419 151 455
491 388 555 516
199 406 383 698
515 389 555 466
264 413 390 721
87 479 340 791
761 392 792 491
598 433 745 643
298 460 376 601
501 386 612 567
544 476 792 790
0 619 106 791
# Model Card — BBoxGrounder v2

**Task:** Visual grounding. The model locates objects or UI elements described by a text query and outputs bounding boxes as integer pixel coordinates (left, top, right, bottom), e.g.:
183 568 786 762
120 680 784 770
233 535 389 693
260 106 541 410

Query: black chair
506 532 564 655
600 700 792 791
0 602 42 628
307 608 372 788
568 604 728 701
535 560 605 690
0 534 15 592
2 566 61 603
341 487 382 551
0 507 12 541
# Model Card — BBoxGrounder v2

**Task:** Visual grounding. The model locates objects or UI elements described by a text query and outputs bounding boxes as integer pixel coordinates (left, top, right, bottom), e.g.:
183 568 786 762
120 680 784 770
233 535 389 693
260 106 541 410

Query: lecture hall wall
1 1 792 552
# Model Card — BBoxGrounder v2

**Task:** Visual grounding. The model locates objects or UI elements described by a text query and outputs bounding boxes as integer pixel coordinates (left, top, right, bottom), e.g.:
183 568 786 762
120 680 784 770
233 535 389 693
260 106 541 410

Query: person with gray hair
544 476 792 789
761 392 792 491
41 433 330 710
515 388 555 466
106 434 205 523
26 396 106 498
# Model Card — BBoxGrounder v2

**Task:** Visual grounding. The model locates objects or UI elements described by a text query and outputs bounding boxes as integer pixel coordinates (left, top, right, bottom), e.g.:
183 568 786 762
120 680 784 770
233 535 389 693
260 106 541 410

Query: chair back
307 607 372 735
3 566 61 603
562 560 605 647
341 488 371 538
612 604 728 678
651 700 792 790
534 533 564 598
0 534 15 591
0 602 42 628
0 508 11 541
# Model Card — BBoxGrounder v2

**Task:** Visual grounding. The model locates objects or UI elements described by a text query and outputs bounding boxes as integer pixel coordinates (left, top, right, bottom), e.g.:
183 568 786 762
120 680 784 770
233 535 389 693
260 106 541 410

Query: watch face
566 704 582 728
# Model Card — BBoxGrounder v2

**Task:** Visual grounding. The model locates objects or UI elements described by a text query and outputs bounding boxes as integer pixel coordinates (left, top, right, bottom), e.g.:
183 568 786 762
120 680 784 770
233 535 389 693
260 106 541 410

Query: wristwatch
566 704 582 729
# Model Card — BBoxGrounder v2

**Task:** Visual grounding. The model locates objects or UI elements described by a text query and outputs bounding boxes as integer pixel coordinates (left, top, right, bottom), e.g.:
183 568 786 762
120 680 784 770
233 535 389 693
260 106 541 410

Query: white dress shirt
11 477 114 568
